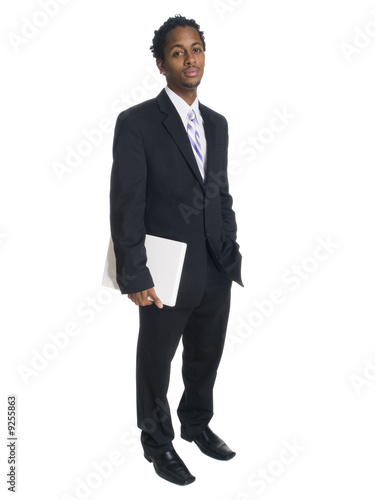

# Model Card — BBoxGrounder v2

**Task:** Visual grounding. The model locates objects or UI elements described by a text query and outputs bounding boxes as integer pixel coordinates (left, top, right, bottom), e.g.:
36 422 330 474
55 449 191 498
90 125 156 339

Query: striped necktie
187 109 205 182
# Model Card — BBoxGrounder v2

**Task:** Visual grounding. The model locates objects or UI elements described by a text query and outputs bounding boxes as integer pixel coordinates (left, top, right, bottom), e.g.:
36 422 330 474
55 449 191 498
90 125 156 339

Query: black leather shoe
184 426 236 461
144 447 196 486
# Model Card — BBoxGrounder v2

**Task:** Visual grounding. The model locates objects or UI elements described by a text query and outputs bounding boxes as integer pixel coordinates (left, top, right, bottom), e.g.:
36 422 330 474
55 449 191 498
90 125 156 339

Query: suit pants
136 247 232 456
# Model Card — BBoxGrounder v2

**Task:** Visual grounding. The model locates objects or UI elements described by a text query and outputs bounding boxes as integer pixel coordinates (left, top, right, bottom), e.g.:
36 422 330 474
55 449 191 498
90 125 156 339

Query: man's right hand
128 287 163 309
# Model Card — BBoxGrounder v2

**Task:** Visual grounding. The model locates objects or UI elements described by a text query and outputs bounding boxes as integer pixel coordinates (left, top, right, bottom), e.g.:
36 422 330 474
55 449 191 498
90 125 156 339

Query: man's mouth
184 67 199 77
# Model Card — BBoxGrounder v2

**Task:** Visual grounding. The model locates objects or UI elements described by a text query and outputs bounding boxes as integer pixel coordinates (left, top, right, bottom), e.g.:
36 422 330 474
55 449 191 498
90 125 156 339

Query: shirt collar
165 86 201 125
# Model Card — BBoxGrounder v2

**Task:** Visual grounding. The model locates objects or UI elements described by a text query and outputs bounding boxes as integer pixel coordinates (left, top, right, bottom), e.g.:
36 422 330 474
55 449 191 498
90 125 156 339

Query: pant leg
136 304 191 456
177 252 232 440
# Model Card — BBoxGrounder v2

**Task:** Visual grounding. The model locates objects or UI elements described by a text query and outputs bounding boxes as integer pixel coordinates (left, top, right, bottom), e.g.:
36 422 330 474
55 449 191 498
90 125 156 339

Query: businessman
110 15 243 486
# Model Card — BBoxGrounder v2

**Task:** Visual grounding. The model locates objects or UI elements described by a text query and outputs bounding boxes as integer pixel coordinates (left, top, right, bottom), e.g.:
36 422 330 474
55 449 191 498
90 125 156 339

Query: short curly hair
150 15 206 61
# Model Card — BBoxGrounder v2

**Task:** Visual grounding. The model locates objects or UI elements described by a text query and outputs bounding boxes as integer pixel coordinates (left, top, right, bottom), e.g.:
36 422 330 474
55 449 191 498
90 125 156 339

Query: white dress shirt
165 86 207 180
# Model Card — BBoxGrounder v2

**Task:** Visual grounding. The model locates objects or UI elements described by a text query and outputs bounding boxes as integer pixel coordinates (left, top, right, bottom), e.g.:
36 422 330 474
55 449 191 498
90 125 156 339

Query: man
110 15 243 486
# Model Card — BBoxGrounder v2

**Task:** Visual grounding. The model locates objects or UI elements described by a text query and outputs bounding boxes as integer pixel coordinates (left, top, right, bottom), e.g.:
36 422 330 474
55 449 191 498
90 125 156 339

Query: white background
1 0 375 499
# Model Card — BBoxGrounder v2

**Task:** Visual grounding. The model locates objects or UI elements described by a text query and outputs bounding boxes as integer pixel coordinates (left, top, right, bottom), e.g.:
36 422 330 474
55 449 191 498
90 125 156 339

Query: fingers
128 291 149 306
147 288 163 309
127 288 163 308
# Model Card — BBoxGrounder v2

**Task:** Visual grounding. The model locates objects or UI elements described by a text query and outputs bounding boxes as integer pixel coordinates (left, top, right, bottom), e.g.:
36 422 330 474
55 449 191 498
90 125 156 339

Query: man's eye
174 51 183 57
194 48 201 52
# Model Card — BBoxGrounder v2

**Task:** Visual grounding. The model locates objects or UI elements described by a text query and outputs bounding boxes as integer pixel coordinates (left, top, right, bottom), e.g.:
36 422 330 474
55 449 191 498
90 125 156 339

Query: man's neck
167 86 197 106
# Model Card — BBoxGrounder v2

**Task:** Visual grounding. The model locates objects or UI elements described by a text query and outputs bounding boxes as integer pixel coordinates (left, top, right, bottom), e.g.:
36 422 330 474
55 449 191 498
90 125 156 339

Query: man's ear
156 59 165 75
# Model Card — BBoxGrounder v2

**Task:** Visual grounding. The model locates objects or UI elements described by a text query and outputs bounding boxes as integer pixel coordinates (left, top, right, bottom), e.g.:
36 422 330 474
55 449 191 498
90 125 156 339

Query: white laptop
102 235 187 307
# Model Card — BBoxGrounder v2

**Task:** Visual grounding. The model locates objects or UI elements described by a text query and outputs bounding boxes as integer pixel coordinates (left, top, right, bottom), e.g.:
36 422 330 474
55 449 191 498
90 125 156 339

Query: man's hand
128 287 163 308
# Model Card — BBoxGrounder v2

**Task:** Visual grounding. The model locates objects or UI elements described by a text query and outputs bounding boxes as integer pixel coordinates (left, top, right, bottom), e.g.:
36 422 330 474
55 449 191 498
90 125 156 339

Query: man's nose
185 51 196 65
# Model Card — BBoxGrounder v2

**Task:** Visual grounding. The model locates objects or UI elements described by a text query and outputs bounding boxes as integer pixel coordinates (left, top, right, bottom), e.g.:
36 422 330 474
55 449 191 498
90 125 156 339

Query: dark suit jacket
110 88 243 308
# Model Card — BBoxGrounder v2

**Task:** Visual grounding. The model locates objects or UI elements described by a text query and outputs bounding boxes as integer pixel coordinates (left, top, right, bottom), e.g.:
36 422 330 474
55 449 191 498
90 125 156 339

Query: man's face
157 26 205 95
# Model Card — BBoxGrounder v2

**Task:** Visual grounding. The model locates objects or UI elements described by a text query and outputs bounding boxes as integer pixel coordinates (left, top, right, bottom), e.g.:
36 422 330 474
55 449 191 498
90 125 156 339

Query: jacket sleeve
109 112 154 294
218 118 243 287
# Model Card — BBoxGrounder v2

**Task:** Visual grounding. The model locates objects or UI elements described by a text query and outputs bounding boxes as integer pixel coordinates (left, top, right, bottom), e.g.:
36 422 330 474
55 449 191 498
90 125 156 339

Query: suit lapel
157 89 205 190
199 103 216 192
